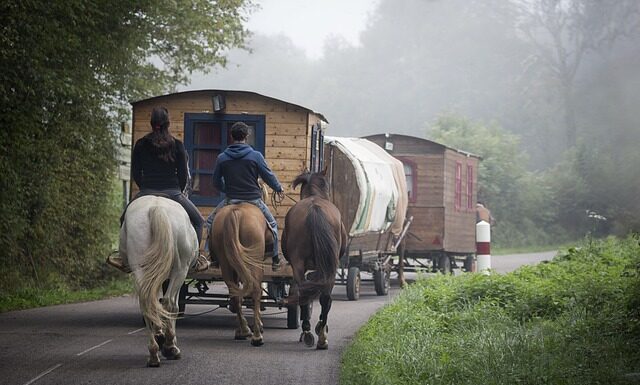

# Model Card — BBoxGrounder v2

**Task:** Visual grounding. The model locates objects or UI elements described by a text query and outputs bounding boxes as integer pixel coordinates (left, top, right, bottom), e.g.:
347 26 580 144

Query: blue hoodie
212 143 283 200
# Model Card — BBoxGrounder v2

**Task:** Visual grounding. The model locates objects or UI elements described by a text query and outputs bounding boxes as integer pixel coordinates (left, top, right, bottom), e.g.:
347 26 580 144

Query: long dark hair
149 106 175 162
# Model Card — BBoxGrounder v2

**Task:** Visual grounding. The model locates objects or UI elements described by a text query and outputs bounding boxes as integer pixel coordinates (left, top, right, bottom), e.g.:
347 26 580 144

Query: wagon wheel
286 304 300 329
178 283 188 316
464 254 476 273
346 266 361 301
373 267 390 296
438 254 452 275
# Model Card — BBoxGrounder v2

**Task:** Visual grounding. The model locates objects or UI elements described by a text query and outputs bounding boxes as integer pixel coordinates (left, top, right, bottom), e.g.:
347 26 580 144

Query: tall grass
341 236 640 385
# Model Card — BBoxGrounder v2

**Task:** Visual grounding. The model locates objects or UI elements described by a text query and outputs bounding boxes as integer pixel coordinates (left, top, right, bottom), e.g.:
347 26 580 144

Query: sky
245 0 379 59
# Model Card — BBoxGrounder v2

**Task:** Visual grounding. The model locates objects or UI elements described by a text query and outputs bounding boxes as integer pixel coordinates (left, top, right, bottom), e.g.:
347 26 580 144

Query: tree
0 0 252 282
514 0 640 148
428 114 562 246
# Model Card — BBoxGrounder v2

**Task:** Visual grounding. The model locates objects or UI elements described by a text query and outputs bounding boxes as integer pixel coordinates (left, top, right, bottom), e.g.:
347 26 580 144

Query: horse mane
292 172 311 191
292 171 330 199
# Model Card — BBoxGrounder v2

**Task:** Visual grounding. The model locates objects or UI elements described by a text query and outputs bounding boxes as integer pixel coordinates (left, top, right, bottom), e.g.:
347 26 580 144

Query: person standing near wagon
206 121 284 271
476 201 496 226
108 106 209 273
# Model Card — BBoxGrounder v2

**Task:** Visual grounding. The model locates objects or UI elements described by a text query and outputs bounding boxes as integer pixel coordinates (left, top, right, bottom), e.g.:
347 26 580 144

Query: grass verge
341 236 640 385
0 272 133 313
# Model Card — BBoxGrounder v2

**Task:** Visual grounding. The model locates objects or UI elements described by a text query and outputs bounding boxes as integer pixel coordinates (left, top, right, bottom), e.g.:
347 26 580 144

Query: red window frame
455 162 462 210
467 164 474 210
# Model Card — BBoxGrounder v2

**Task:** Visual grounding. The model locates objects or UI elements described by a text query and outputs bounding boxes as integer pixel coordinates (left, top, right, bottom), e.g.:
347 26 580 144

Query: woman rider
108 106 209 273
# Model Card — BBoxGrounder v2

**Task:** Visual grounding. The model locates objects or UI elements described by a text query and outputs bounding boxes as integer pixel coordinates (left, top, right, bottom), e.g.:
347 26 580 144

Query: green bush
341 236 640 385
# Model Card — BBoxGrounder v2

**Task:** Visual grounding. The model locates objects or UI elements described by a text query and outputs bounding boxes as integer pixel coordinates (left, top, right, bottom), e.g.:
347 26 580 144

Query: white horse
119 195 198 367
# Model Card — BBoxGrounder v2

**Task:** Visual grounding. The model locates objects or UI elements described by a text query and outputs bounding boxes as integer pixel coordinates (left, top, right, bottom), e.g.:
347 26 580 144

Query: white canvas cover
324 136 407 236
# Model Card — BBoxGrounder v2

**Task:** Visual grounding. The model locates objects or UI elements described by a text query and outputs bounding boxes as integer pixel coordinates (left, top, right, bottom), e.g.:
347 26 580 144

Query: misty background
182 0 640 244
184 0 639 167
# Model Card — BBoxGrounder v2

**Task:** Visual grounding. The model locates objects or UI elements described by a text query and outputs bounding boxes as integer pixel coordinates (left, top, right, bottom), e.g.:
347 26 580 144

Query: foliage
341 236 640 385
547 143 640 236
0 266 133 313
0 1 251 285
513 0 640 148
428 114 567 247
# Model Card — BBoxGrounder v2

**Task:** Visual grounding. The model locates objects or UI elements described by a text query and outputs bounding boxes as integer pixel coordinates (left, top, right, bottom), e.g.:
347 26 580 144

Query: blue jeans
206 198 278 257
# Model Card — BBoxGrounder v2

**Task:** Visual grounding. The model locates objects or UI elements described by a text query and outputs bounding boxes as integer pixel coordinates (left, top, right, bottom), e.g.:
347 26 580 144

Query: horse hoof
147 359 160 368
303 332 315 347
315 322 327 335
316 341 329 350
251 338 264 347
162 346 181 360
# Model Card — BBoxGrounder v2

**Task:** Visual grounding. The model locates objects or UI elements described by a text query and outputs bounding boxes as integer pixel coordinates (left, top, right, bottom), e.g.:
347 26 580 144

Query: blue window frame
184 113 266 206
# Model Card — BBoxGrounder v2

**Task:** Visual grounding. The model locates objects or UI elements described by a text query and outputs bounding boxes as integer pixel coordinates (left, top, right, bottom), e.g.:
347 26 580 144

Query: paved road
490 250 557 273
0 251 556 385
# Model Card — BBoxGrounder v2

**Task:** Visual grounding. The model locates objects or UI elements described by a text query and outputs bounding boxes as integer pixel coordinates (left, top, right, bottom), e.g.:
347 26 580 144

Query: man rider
206 122 284 270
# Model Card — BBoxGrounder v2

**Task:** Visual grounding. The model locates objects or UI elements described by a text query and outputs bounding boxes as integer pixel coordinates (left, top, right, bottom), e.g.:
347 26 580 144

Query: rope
270 191 297 214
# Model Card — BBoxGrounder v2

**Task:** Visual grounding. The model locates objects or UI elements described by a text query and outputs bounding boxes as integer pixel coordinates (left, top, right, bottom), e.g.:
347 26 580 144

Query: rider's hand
277 191 285 201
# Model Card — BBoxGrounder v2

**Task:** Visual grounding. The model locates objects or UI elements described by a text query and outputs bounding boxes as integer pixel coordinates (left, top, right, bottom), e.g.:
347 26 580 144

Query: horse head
292 168 330 200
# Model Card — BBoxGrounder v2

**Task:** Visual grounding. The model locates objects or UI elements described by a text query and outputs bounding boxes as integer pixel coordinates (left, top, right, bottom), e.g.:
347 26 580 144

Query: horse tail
222 207 261 298
137 206 175 328
299 203 339 300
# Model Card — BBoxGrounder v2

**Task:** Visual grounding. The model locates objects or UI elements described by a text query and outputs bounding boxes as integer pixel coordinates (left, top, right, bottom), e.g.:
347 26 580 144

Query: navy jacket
212 143 282 200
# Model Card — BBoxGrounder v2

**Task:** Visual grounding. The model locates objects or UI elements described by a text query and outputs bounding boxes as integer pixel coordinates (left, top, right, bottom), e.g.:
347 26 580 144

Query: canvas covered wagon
129 89 328 328
322 136 412 300
364 134 480 282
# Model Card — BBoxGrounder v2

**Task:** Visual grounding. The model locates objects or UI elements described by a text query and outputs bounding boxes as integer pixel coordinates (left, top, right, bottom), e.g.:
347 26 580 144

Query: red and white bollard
476 220 491 273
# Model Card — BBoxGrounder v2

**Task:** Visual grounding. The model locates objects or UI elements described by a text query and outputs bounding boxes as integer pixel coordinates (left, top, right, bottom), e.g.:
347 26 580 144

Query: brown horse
282 169 347 349
209 203 272 346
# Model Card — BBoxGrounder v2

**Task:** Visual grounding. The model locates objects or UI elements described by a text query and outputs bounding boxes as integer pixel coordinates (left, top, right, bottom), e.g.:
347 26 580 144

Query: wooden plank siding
363 133 480 255
130 90 327 234
442 150 477 253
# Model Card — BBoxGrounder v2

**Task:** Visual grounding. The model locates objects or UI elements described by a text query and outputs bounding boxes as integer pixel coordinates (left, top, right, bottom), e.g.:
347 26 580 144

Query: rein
271 191 298 214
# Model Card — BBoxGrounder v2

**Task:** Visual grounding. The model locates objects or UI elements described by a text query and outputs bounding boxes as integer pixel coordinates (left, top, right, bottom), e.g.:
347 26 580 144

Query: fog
183 0 640 171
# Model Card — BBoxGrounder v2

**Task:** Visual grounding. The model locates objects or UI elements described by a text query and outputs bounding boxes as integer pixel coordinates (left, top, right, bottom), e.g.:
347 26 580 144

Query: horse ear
321 166 328 176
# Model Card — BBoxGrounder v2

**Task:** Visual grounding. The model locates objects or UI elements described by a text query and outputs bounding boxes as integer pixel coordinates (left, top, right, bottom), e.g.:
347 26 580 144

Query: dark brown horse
282 169 347 349
209 203 272 346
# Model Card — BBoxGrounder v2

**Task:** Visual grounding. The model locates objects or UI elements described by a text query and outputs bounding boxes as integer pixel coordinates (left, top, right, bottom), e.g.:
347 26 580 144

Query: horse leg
315 291 332 350
232 295 252 340
299 302 315 347
160 279 182 360
250 288 264 346
145 320 162 367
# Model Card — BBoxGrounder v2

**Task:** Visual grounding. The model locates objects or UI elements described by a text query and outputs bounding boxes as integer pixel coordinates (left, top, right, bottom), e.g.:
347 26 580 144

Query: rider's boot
189 252 210 273
106 251 131 273
271 254 281 271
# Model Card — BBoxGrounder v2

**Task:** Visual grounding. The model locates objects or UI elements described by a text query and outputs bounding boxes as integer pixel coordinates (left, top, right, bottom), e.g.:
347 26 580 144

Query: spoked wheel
346 266 361 301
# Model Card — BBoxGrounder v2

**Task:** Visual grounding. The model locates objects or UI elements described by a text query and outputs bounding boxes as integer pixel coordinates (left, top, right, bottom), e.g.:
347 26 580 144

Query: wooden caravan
130 90 328 326
323 137 411 299
130 90 327 221
364 134 480 275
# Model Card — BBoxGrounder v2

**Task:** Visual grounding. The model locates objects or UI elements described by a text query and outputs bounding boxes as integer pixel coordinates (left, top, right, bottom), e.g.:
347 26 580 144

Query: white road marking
76 339 113 356
23 363 62 385
127 327 145 335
